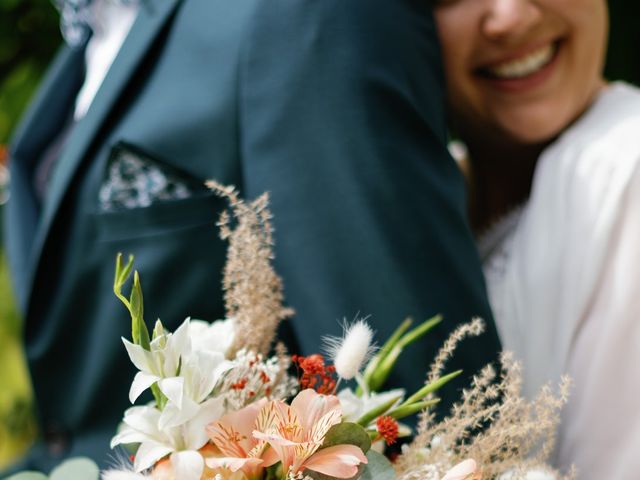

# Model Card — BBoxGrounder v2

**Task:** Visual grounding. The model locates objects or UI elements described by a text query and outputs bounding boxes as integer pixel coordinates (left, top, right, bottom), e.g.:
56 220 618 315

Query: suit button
43 423 69 457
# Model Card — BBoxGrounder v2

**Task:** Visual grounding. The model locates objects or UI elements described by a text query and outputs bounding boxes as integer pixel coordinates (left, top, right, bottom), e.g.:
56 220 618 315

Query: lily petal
158 376 185 408
122 406 163 438
110 426 154 449
303 445 367 478
158 397 200 430
134 441 174 472
185 396 226 450
171 450 204 480
167 318 192 367
129 371 160 404
123 339 154 373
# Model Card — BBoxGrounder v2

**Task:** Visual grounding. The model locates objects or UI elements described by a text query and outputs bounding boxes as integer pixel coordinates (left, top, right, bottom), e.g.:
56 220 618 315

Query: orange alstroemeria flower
252 389 368 479
152 444 244 480
206 398 271 479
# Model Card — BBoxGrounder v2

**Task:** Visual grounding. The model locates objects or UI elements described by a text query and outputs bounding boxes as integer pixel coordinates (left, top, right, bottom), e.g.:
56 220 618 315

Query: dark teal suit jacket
4 0 500 473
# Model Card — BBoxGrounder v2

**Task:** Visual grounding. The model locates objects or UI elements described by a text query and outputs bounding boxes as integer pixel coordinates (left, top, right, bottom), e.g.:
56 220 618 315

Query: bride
432 0 640 477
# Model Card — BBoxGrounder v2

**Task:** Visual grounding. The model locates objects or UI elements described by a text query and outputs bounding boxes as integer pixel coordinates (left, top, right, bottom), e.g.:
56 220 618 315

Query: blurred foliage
0 252 37 470
0 0 60 143
0 0 60 469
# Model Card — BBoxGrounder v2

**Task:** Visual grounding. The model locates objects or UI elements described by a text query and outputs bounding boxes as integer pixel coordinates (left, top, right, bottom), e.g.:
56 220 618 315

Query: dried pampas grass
207 181 293 357
396 322 573 480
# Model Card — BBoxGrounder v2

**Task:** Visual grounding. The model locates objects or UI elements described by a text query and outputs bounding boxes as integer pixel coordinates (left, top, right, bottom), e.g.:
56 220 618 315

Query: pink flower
253 389 368 478
206 399 271 479
442 459 482 480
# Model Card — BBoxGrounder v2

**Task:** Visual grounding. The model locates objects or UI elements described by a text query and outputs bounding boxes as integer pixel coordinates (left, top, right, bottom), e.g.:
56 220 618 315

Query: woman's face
434 0 608 147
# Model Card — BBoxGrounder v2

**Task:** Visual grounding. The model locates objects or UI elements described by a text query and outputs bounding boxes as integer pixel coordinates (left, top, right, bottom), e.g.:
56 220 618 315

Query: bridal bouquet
8 183 572 480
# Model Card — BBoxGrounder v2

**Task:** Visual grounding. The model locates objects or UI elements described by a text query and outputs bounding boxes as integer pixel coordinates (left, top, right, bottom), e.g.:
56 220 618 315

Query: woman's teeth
487 44 556 79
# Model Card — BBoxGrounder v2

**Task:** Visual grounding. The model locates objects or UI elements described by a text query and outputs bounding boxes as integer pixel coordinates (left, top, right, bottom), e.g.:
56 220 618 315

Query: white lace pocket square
99 144 203 212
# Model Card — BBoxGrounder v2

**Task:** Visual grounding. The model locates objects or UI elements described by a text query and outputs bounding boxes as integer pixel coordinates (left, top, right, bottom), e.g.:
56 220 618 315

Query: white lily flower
188 318 236 357
124 318 234 410
123 318 192 403
158 349 234 429
337 387 405 422
111 396 226 480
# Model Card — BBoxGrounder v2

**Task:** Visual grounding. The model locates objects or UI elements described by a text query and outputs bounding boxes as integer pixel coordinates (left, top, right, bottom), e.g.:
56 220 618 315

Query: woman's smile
434 0 608 145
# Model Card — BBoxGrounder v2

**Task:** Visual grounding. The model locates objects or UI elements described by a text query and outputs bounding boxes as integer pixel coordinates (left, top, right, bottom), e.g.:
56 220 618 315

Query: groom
3 0 500 473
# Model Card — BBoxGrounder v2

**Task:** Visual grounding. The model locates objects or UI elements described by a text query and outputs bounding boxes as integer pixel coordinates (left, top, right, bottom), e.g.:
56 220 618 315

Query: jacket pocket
93 187 224 243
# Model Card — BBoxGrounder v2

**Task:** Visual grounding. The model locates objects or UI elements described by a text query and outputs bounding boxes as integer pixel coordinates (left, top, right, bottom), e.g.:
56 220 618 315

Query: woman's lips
475 41 561 93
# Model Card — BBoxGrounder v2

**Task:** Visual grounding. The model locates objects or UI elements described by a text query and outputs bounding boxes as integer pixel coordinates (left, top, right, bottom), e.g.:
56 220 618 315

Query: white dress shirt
74 0 139 120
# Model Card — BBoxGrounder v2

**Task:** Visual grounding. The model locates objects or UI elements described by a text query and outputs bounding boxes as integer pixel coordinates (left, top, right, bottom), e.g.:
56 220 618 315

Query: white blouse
479 82 640 479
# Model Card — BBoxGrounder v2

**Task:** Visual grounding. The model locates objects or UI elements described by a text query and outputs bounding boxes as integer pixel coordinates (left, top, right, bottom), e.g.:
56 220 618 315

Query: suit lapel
6 44 85 310
10 45 85 164
25 0 182 308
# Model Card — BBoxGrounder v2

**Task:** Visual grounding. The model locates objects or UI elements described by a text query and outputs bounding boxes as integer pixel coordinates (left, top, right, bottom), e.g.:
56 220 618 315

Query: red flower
292 354 337 394
376 416 399 446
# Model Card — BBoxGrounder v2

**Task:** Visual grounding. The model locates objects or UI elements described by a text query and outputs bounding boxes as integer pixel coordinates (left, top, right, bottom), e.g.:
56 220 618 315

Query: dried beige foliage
397 331 574 480
207 181 293 357
427 317 485 385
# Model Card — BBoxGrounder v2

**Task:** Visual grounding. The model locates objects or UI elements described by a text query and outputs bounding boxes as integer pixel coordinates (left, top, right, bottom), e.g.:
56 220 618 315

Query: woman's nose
481 0 542 41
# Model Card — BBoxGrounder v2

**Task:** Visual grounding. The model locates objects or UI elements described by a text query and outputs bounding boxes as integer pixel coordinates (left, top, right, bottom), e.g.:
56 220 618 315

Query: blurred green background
1 0 60 468
0 0 638 471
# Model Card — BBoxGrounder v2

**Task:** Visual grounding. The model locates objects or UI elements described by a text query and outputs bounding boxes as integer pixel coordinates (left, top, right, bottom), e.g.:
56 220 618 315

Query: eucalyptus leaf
49 457 99 480
5 473 48 480
358 451 395 480
322 422 372 453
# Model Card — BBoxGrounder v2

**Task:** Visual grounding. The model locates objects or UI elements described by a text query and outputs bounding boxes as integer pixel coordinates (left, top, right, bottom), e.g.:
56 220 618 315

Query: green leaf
361 318 412 393
401 370 462 407
5 473 48 480
130 271 150 350
396 315 442 350
368 316 442 391
388 398 440 419
264 463 283 480
49 457 99 480
322 422 371 453
113 253 133 309
115 253 134 290
358 450 395 480
356 394 403 427
113 254 151 350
